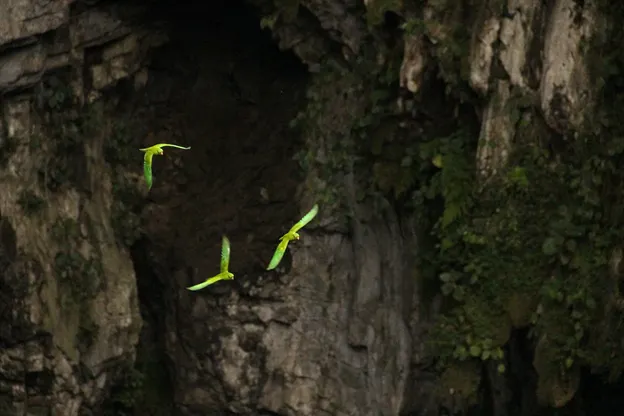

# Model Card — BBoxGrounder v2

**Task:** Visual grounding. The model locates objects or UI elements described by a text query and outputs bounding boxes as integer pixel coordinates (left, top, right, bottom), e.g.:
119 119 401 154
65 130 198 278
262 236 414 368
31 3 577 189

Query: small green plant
290 63 359 214
111 202 142 248
17 190 45 215
260 13 279 30
104 118 137 166
36 75 112 193
38 116 86 193
272 0 624 410
49 82 69 108
103 366 146 416
366 0 402 26
400 18 425 35
417 121 624 408
110 175 143 247
50 217 80 244
54 250 102 301
37 74 72 111
0 136 18 167
54 251 83 279
290 47 405 221
77 311 99 354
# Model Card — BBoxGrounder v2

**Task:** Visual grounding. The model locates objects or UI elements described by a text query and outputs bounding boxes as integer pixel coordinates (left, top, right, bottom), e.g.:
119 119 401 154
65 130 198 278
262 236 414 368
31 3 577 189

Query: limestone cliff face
0 0 620 415
0 1 159 414
252 0 610 414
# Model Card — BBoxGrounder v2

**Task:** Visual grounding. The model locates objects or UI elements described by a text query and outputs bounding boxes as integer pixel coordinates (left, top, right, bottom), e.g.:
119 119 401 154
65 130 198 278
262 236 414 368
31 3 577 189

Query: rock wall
255 0 598 173
250 0 621 414
0 0 622 415
0 1 163 414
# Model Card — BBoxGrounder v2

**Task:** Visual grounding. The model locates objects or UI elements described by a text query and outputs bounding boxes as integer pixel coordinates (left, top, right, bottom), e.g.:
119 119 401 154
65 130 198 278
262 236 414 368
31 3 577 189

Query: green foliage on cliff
102 354 173 416
34 72 143 248
0 137 18 168
103 365 145 416
102 109 144 248
111 176 144 248
52 216 104 302
422 125 624 375
366 0 402 26
291 41 405 221
418 0 624 407
17 189 46 215
286 0 624 408
293 0 624 409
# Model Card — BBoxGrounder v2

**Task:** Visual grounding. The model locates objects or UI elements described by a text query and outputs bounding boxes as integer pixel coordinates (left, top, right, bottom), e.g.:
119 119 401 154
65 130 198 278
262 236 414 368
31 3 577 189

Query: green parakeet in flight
139 143 191 190
187 235 234 291
266 204 319 271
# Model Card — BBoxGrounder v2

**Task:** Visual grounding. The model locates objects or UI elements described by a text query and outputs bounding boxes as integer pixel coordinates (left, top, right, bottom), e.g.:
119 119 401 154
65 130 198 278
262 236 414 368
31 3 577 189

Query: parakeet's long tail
143 159 153 190
186 273 227 291
220 236 231 274
267 239 290 270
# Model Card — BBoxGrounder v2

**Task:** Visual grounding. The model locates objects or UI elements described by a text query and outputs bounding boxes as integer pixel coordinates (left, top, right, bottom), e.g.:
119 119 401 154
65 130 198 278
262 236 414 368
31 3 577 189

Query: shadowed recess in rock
100 0 309 414
136 0 308 277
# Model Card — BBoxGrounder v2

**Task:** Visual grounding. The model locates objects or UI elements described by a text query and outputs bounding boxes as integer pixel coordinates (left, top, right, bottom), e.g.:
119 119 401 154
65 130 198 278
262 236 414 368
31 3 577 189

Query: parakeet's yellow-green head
157 148 164 155
282 231 300 241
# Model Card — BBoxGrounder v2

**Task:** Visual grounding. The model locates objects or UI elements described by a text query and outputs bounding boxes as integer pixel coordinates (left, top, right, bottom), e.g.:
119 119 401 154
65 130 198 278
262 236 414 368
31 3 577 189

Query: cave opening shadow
575 367 624 415
130 237 176 414
122 0 310 412
476 328 624 416
139 0 309 277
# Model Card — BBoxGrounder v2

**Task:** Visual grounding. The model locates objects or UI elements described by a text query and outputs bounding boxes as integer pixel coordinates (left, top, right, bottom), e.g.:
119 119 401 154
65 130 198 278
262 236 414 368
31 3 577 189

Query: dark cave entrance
105 0 309 413
135 0 309 275
474 327 624 416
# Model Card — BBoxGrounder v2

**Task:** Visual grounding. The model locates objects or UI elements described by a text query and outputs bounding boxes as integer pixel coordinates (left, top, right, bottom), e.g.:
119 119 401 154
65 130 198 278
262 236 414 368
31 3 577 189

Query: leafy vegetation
291 61 361 215
365 0 402 26
0 136 18 168
102 354 174 416
111 176 143 248
413 0 624 408
51 215 103 301
103 365 146 416
258 0 300 30
94 96 145 249
104 117 137 167
35 72 90 193
50 217 80 243
290 0 624 410
53 251 103 300
105 121 144 248
291 42 405 221
421 127 624 380
17 190 45 216
36 73 143 248
49 214 104 357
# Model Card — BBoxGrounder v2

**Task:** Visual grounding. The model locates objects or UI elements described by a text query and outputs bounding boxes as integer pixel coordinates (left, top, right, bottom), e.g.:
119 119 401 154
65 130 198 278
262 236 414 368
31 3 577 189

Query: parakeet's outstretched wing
267 238 290 271
220 236 230 273
186 274 226 291
290 204 319 234
158 143 191 150
143 152 154 190
139 144 191 152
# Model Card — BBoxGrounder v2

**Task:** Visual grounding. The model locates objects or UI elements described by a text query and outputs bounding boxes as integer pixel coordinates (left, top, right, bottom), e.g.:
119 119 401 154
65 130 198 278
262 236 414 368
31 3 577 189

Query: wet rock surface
0 0 622 415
